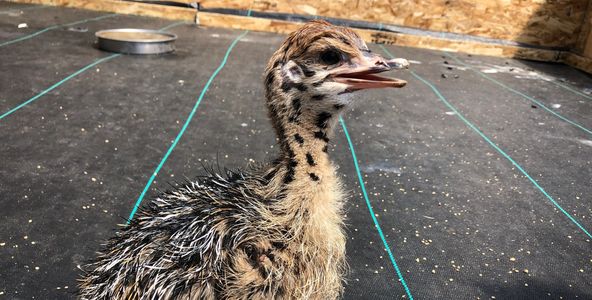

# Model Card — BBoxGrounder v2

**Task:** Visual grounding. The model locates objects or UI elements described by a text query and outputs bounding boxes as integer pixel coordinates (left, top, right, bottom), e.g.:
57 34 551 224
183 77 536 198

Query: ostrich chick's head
264 20 408 138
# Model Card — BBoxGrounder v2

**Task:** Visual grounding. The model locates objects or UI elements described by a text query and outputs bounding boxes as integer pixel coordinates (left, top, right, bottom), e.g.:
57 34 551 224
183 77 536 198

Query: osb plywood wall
198 0 590 49
574 0 592 57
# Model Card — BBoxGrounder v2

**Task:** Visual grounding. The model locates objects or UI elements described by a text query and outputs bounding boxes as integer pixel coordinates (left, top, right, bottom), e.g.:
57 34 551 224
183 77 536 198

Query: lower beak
330 56 409 92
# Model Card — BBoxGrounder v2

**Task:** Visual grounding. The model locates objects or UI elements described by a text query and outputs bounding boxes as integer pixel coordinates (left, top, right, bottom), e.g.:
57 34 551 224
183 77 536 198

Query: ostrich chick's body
79 20 408 300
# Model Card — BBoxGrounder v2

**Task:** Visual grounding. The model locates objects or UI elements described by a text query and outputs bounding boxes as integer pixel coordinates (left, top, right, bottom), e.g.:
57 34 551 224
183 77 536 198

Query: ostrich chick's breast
79 165 346 300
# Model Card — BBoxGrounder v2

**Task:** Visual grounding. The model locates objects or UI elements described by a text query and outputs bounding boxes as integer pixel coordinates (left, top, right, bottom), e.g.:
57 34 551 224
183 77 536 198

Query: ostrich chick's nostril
387 58 410 69
376 60 389 68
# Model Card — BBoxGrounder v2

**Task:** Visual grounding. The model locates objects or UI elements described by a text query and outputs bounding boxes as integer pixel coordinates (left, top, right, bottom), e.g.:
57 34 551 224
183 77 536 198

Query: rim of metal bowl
95 28 178 43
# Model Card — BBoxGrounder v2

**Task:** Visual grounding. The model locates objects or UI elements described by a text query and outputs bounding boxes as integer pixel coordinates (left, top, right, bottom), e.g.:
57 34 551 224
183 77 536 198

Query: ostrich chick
79 20 408 300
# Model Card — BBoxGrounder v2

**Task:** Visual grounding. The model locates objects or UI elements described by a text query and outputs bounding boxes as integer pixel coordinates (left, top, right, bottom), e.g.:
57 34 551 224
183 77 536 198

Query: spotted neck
267 91 341 187
264 71 346 257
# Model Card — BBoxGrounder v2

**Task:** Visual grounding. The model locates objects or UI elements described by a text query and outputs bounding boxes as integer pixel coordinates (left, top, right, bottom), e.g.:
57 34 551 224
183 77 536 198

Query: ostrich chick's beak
330 54 409 92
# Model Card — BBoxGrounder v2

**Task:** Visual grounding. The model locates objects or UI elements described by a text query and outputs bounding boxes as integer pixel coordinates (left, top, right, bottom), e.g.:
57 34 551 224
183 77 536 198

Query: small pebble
441 74 447 79
510 257 516 262
67 26 88 32
18 23 28 28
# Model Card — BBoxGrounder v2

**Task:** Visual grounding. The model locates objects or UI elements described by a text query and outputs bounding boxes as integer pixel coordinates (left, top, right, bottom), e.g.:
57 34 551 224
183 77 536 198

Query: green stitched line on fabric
159 21 187 32
379 44 592 240
550 81 592 102
445 53 592 136
127 30 250 223
0 54 120 120
0 21 186 121
0 14 117 47
340 117 415 299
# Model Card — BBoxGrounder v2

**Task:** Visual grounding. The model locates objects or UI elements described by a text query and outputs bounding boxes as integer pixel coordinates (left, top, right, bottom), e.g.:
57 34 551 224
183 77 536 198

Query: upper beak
329 53 409 92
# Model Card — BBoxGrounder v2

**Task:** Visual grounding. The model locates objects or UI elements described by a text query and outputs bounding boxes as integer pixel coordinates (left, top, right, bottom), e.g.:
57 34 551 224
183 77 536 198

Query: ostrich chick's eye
320 49 342 65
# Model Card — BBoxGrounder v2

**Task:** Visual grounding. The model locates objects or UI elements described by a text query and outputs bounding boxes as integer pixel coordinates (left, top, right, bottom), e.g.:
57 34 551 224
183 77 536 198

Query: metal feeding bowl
95 29 177 55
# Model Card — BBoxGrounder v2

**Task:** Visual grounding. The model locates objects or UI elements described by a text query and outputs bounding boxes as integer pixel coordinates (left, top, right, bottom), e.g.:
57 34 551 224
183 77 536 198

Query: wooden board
199 0 590 49
564 52 592 74
356 29 561 62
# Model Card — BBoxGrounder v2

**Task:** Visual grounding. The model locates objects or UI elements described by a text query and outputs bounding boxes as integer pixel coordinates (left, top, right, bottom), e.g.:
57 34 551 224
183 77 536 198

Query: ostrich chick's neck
274 93 339 186
265 90 346 269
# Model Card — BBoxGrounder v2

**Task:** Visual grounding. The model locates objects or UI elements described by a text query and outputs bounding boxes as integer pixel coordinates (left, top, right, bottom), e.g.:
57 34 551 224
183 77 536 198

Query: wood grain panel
564 52 592 73
198 0 590 49
574 0 592 57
